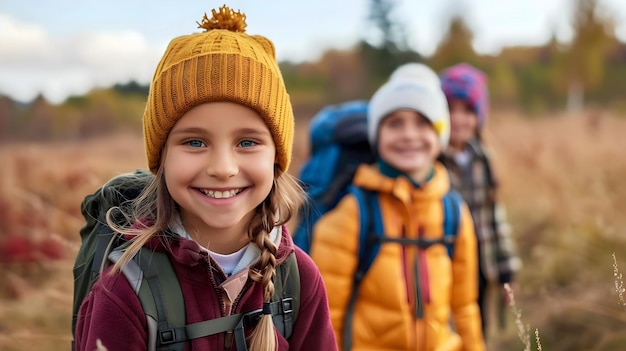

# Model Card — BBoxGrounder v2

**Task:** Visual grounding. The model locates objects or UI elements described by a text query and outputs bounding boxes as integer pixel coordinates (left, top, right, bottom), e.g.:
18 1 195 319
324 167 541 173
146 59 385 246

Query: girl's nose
205 147 238 179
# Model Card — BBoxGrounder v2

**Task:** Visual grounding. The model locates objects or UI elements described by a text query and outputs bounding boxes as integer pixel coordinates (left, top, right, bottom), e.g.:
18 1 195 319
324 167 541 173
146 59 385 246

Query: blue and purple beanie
440 63 489 129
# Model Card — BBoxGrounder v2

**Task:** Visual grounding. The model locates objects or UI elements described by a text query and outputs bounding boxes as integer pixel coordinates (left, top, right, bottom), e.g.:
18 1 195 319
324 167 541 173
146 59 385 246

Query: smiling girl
74 6 336 351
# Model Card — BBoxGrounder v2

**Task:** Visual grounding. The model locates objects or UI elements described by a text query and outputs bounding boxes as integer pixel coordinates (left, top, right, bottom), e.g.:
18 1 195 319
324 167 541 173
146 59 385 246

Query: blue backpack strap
442 189 463 257
342 186 383 351
354 187 384 279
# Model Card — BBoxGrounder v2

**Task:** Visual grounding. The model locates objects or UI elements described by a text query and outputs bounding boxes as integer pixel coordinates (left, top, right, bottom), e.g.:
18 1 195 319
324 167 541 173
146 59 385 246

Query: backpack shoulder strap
109 247 186 351
442 189 463 258
183 254 300 351
343 186 383 351
110 248 301 351
351 187 384 279
90 217 124 278
271 251 300 339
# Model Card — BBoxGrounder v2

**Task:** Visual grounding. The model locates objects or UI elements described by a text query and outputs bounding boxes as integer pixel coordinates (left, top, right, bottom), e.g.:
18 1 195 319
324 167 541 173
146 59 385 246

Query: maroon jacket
75 226 337 350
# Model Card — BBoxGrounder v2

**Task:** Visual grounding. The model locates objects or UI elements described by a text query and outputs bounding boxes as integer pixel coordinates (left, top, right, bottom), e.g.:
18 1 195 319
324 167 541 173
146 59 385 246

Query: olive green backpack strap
109 249 301 350
271 251 300 339
109 248 186 351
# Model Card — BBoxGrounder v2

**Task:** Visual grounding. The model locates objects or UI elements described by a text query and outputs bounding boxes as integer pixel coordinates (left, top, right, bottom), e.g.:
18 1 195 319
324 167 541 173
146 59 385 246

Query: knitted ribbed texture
144 9 294 173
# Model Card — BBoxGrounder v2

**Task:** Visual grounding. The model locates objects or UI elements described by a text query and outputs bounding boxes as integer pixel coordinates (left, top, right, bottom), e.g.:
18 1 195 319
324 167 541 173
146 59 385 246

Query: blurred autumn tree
278 61 329 120
0 96 15 141
489 60 520 111
357 0 422 95
2 0 626 141
284 0 422 109
0 83 145 142
556 0 616 112
427 14 480 72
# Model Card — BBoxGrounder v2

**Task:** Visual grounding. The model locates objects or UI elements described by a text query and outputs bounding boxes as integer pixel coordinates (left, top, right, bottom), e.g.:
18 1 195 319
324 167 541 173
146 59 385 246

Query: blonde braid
246 170 305 350
248 194 278 351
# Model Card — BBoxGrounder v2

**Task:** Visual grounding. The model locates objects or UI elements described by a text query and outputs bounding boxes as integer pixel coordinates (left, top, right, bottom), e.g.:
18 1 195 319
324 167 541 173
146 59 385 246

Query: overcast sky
1 0 625 104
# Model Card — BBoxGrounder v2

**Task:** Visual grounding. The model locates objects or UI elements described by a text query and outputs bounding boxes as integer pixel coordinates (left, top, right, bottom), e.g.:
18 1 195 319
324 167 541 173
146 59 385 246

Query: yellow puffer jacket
311 163 484 351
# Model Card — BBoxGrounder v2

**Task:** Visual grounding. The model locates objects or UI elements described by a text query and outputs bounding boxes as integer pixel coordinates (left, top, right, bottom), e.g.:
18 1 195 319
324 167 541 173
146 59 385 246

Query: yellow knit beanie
144 5 294 173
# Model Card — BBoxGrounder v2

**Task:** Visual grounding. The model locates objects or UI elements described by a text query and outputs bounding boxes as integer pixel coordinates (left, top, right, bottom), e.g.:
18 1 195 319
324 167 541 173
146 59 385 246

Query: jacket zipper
201 251 232 350
400 212 424 319
227 274 255 350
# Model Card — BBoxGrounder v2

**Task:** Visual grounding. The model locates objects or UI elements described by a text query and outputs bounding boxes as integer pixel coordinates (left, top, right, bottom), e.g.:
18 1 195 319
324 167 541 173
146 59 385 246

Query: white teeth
200 188 241 198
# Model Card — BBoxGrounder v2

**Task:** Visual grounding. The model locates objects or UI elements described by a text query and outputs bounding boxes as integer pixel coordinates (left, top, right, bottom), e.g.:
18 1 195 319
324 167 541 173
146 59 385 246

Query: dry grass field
0 111 625 350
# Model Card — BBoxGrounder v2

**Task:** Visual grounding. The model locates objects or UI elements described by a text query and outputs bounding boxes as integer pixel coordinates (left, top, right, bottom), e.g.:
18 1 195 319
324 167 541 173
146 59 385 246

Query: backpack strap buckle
242 309 263 328
159 329 176 344
158 327 186 345
282 297 294 314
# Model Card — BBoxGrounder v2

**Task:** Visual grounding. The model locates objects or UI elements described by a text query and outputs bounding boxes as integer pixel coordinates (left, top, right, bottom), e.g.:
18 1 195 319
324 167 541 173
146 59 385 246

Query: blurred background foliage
1 0 625 142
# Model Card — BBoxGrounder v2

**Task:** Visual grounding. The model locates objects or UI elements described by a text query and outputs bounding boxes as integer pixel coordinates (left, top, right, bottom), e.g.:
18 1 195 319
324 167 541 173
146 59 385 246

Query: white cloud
0 14 59 65
0 14 163 104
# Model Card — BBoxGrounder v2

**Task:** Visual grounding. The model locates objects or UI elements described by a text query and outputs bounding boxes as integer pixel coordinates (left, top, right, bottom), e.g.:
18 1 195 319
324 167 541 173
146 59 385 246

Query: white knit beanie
368 63 450 149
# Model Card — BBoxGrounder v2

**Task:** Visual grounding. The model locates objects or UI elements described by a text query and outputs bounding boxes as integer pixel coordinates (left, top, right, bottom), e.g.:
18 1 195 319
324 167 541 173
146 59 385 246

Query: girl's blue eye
239 140 257 148
186 140 205 148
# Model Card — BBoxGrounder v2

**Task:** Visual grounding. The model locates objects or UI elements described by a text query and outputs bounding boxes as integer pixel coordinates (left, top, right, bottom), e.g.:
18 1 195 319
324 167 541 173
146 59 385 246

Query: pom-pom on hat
440 63 489 129
143 5 294 173
368 63 450 149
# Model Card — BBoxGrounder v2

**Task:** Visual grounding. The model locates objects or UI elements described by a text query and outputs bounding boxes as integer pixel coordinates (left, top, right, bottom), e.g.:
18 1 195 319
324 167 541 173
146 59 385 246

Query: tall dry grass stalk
504 282 541 351
534 329 542 351
612 252 626 311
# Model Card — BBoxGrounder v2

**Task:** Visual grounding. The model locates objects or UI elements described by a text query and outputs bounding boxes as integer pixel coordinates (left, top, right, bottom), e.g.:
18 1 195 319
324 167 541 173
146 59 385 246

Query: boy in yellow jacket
310 63 485 351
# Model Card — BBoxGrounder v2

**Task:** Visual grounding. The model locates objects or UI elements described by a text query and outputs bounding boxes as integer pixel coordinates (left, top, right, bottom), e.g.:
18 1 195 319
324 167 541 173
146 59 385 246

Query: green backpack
71 170 300 351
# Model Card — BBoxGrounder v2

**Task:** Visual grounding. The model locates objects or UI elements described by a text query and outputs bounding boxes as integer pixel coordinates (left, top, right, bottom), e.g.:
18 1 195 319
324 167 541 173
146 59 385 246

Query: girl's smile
196 187 245 199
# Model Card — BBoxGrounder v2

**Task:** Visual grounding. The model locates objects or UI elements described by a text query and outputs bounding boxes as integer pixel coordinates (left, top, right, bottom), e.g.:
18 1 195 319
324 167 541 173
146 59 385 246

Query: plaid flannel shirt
439 139 521 284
